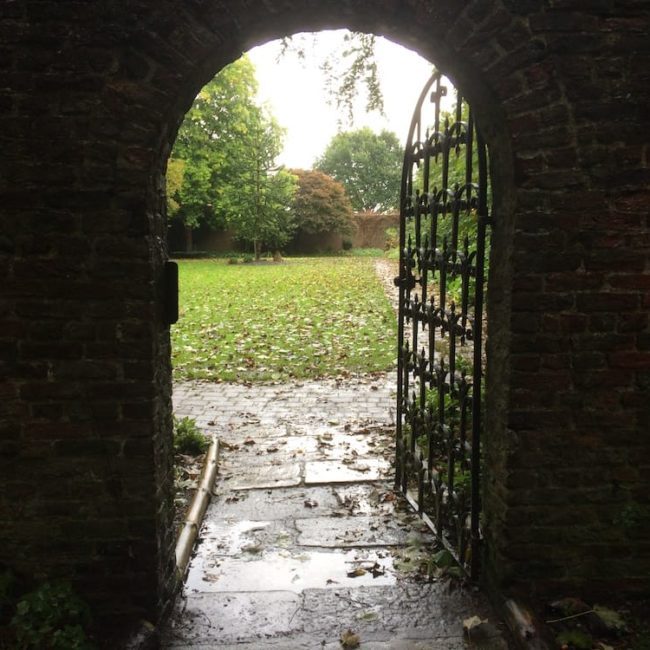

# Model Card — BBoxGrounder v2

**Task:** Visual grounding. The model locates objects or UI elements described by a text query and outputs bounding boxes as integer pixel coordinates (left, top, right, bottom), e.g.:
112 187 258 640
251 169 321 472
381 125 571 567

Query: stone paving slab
304 458 391 484
208 486 342 521
220 462 302 490
208 483 400 521
165 637 473 650
186 548 398 593
195 518 292 556
165 584 506 649
165 591 301 645
295 515 423 548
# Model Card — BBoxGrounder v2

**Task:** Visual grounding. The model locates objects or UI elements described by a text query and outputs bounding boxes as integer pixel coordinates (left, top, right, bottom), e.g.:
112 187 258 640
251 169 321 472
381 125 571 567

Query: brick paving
172 372 396 434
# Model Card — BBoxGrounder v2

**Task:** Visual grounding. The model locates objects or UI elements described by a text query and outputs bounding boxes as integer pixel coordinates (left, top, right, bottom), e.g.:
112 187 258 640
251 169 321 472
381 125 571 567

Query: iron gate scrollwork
394 72 491 580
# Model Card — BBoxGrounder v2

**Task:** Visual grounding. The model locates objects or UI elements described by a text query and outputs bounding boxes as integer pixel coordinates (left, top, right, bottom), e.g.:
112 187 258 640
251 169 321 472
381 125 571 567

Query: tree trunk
273 250 282 262
184 225 193 252
254 240 261 260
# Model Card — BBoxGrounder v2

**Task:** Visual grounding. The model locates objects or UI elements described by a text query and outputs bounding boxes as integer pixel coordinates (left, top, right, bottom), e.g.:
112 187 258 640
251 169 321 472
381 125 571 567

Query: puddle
186 548 398 593
198 519 277 555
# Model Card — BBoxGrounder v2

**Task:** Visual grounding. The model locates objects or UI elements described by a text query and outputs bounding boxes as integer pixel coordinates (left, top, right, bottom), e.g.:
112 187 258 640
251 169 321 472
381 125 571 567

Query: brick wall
352 212 400 249
0 0 648 625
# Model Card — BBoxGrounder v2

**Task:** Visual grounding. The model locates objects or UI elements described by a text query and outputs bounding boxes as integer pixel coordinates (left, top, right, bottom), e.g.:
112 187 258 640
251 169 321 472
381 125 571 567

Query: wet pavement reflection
162 375 509 648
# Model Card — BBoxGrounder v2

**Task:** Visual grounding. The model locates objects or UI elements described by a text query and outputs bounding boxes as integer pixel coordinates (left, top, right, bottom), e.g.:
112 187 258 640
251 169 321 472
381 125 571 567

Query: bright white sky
247 31 436 169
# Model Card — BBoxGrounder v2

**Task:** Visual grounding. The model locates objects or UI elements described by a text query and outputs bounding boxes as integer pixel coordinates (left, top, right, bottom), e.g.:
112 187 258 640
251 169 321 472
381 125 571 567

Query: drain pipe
175 438 219 581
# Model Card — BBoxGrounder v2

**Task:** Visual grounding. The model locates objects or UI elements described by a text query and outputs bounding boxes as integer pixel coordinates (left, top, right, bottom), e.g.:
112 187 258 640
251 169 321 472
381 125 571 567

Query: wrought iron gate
394 72 491 580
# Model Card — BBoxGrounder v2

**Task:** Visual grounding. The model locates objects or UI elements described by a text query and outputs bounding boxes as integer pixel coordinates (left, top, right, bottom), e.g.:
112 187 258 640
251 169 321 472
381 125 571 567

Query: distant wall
351 212 399 249
168 221 238 254
289 230 343 254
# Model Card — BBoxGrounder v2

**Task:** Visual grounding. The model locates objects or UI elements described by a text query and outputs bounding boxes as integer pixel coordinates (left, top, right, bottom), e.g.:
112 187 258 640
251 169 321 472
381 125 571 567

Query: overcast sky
247 31 437 169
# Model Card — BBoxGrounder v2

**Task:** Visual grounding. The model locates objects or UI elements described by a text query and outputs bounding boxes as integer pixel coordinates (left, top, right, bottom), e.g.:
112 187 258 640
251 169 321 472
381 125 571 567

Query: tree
221 115 297 259
290 169 354 237
279 31 384 126
166 158 185 219
167 55 297 256
315 127 402 213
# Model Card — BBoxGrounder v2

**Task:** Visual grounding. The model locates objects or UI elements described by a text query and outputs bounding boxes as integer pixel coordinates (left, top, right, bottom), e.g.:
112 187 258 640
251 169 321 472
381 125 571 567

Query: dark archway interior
1 0 648 626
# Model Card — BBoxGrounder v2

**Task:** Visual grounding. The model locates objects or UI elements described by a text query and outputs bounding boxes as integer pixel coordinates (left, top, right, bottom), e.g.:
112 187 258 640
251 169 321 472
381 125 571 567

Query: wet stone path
163 374 509 649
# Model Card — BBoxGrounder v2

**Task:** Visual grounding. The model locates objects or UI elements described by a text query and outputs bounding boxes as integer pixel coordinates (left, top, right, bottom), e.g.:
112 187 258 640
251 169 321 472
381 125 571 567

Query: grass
171 257 397 382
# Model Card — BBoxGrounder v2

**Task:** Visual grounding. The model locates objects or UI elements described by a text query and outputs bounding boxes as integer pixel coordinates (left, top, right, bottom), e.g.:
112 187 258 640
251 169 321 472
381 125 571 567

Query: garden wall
352 212 399 249
289 230 344 254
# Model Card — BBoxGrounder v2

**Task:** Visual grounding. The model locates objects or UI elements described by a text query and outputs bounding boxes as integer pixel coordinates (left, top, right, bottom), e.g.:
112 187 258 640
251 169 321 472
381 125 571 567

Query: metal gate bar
394 71 491 580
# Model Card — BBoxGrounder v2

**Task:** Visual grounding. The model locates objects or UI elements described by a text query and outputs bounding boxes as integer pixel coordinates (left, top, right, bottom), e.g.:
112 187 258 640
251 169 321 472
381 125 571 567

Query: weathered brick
609 351 650 369
1 0 648 627
576 292 639 311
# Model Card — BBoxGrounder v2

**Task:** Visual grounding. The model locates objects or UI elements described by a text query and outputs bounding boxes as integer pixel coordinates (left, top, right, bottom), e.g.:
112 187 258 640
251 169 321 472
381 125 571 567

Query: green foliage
165 158 185 218
347 247 385 257
168 56 296 256
321 32 384 125
10 582 93 650
169 56 260 232
384 226 398 251
173 416 210 456
316 127 402 212
426 549 463 579
555 629 593 649
279 31 384 126
290 169 354 237
225 155 297 259
171 257 396 382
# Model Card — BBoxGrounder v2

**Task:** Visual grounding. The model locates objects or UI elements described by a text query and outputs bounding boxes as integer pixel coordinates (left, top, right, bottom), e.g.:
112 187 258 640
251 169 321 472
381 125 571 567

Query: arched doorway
5 0 648 628
1 3 517 621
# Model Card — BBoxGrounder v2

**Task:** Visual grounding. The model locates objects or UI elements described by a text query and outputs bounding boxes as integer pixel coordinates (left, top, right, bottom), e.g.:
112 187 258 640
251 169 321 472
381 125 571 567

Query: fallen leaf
431 549 454 568
593 605 628 633
241 544 262 554
340 629 360 648
370 562 385 578
346 567 367 578
555 630 593 650
463 615 488 633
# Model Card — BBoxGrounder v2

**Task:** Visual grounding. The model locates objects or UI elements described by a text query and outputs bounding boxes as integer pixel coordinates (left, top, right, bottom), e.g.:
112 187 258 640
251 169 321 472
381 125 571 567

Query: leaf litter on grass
171 257 397 382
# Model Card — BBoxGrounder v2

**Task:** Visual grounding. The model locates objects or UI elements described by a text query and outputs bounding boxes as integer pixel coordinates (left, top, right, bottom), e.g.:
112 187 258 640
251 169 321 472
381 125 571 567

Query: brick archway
1 0 648 625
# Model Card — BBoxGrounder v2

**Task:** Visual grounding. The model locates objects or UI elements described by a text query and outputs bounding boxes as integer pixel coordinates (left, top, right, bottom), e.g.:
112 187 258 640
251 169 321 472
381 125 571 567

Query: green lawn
171 257 397 382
